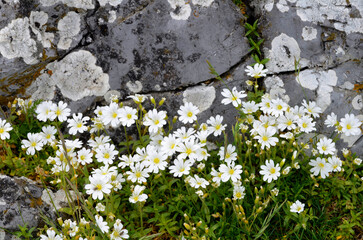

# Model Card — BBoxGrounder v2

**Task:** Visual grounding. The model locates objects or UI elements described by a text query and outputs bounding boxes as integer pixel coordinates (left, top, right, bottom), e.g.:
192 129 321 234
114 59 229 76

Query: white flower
218 144 237 164
242 101 259 114
169 158 192 177
161 134 181 156
353 158 362 166
254 126 279 149
328 156 342 172
245 63 268 78
211 167 222 184
221 87 247 107
316 137 336 155
277 113 298 131
102 102 122 127
297 116 316 133
118 154 136 169
340 114 361 136
143 109 167 133
233 186 246 200
36 101 56 122
119 106 137 127
260 159 281 183
270 187 279 197
175 138 201 162
21 133 44 155
88 135 111 150
95 143 118 165
110 219 129 240
50 101 71 122
219 162 242 183
126 162 150 184
85 174 112 200
259 95 273 114
189 175 209 189
40 229 62 240
77 148 93 165
174 127 196 142
324 112 338 128
0 119 13 140
207 115 226 136
67 113 90 135
128 94 147 104
290 200 305 213
178 102 200 124
90 117 105 133
96 203 106 212
282 166 291 175
302 100 322 118
309 157 332 179
270 98 288 117
95 215 109 233
145 148 168 173
40 125 57 144
129 185 148 203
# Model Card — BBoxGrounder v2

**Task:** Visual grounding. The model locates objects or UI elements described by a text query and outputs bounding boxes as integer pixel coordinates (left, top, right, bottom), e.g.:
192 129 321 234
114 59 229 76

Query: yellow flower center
80 155 85 160
104 153 110 159
127 114 132 119
346 124 351 130
235 192 242 198
0 128 4 134
186 149 192 155
180 168 185 172
135 171 141 178
270 168 276 174
232 96 237 101
112 112 118 118
262 136 269 142
154 120 159 125
170 143 175 149
46 134 51 139
187 112 193 118
302 122 308 128
321 146 327 151
287 120 293 126
225 153 230 159
215 124 221 130
318 163 325 168
77 123 83 128
96 184 103 191
297 206 302 212
56 109 61 116
153 158 160 164
229 169 235 175
31 142 37 147
133 196 139 202
277 105 283 110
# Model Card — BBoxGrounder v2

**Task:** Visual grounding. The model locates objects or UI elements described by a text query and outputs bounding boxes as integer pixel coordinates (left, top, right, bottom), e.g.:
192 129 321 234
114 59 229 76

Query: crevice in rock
119 53 251 101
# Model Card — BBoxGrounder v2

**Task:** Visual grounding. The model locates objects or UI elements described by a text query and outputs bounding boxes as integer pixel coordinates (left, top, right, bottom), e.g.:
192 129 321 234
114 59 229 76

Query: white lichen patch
352 95 363 110
57 11 81 50
126 80 143 93
29 11 54 48
251 0 274 12
297 69 338 111
104 90 121 104
295 0 363 34
340 81 354 90
265 33 309 73
183 85 215 113
168 0 192 20
0 18 38 64
301 26 317 41
33 50 110 101
264 75 290 103
26 73 56 100
276 0 289 13
192 0 214 7
108 10 117 23
335 46 345 55
42 189 77 211
98 0 123 7
39 0 95 10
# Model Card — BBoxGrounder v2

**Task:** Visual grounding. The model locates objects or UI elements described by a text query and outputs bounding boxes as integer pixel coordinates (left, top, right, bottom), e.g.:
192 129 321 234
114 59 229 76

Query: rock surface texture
249 0 363 154
0 175 55 240
0 1 362 146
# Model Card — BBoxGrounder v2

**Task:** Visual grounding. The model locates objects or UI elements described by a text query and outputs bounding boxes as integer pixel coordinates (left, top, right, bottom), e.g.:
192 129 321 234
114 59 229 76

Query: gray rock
0 175 55 234
250 0 363 155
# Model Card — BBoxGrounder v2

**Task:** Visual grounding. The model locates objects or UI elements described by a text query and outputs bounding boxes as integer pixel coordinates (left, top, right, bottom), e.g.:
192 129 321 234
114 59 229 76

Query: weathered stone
0 175 55 233
250 0 363 155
